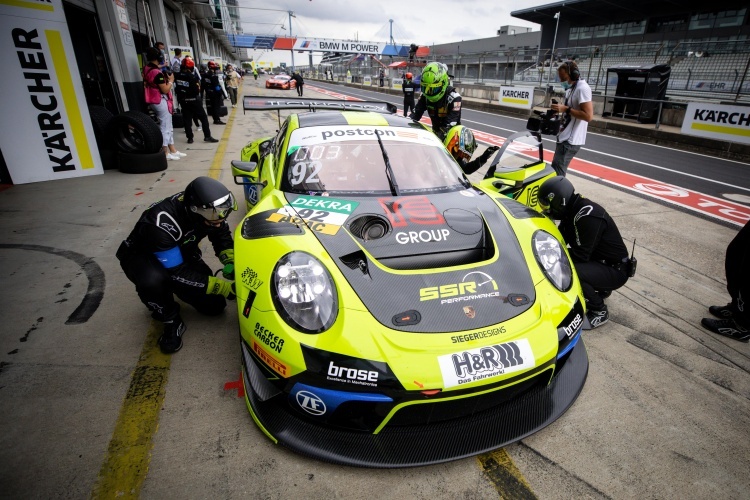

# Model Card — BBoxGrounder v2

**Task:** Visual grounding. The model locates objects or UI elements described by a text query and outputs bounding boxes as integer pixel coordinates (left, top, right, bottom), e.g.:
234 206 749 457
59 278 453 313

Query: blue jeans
551 140 581 176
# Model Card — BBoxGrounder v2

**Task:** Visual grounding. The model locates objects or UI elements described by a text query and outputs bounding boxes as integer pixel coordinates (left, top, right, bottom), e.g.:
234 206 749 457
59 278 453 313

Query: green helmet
420 62 449 102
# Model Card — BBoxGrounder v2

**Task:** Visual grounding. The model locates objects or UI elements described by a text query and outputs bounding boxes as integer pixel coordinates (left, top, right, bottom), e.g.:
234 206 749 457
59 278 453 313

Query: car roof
295 111 419 129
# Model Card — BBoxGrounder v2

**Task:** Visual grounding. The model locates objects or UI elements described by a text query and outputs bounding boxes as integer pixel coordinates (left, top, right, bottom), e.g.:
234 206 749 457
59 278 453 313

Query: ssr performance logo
420 271 499 304
438 339 535 388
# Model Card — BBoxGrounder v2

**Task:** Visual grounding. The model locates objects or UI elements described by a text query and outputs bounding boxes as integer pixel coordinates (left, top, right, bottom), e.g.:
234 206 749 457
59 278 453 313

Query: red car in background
265 74 296 90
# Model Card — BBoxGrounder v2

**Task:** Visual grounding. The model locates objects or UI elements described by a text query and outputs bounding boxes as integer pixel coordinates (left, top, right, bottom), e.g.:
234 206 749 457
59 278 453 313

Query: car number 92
288 145 342 186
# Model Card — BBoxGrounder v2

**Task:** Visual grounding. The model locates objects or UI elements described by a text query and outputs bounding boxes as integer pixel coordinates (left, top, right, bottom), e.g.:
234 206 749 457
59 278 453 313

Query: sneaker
166 153 180 160
701 318 750 342
187 138 194 144
173 151 187 157
709 303 734 319
214 120 226 125
586 307 609 329
197 126 202 131
158 319 186 353
204 137 219 143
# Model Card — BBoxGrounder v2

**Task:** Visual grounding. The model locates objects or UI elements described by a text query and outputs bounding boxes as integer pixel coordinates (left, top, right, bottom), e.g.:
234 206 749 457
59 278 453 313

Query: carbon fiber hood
283 188 536 333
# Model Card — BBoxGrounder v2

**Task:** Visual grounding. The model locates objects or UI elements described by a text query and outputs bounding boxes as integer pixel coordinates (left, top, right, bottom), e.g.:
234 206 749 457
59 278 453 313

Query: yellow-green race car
231 96 588 467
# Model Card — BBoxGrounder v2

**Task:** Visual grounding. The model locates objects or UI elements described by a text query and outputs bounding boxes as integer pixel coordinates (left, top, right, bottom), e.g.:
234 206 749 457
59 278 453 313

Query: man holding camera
550 61 593 176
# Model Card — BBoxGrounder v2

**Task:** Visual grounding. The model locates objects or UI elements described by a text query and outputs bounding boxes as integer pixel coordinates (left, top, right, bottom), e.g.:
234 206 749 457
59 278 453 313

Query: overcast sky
238 0 547 66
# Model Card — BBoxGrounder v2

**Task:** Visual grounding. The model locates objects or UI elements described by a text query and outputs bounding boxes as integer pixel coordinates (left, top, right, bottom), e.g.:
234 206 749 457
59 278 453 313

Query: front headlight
271 252 338 333
532 230 572 292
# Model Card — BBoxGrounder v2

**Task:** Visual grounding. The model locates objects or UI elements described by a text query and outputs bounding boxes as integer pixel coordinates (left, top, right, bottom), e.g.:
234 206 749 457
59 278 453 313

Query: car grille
386 368 553 427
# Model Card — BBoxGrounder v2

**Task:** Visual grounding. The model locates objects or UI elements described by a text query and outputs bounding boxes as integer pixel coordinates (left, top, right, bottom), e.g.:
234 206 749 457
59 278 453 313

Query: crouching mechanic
116 177 237 353
443 125 499 175
410 62 462 141
538 176 632 328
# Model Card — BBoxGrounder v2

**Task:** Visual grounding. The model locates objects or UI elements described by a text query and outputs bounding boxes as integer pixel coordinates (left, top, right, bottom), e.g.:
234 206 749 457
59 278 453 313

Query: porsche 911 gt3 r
231 96 588 467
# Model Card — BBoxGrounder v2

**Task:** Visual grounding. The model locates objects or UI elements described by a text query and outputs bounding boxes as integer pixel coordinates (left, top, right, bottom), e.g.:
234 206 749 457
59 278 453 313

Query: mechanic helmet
183 177 237 224
420 62 449 102
538 176 576 219
207 61 218 70
405 72 413 80
181 56 195 70
443 125 476 163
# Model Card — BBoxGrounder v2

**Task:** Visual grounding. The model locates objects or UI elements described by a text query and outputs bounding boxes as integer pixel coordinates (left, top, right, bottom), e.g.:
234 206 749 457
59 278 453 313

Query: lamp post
288 11 296 72
546 11 561 91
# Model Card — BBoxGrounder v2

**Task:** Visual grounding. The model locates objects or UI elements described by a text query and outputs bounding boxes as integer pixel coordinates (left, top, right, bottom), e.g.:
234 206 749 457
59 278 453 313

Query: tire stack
88 106 117 170
109 110 167 174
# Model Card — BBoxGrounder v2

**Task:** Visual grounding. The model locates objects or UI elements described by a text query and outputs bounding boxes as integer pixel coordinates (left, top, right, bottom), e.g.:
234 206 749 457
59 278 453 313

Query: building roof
511 0 747 27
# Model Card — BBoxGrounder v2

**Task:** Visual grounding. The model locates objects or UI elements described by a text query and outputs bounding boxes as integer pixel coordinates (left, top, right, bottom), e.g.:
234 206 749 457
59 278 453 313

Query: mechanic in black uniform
538 176 631 328
410 62 462 141
701 220 750 342
402 72 418 118
203 61 226 125
174 57 219 144
116 177 237 353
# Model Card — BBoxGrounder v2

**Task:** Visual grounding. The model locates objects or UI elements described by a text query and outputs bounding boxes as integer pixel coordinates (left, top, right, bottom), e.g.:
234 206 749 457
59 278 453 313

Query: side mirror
231 160 266 187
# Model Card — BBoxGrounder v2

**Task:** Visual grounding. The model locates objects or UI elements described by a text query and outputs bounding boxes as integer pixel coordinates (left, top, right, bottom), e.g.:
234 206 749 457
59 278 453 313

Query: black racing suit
402 80 418 117
412 85 462 141
455 148 496 176
203 70 223 123
174 70 211 140
292 73 304 96
558 195 629 311
116 192 233 322
725 220 750 327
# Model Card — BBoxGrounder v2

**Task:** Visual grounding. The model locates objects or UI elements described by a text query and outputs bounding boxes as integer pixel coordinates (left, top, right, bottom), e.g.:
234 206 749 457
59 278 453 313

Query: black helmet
538 176 575 219
183 176 237 223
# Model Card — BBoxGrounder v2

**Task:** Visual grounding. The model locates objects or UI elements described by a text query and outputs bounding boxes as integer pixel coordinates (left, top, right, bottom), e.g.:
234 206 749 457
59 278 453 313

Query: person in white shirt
550 61 593 176
170 48 182 73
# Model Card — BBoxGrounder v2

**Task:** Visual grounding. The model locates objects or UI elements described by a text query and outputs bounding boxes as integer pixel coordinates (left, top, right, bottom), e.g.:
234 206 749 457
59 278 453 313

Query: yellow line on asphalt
478 448 537 499
91 321 171 498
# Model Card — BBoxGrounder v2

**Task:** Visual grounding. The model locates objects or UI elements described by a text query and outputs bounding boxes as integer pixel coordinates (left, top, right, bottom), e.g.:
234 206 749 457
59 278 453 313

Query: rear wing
243 96 397 114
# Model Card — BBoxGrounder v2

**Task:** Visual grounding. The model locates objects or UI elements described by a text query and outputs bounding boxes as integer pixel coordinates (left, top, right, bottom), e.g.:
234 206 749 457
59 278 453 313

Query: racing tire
117 150 167 174
172 111 184 129
99 147 118 170
88 105 115 150
110 110 163 155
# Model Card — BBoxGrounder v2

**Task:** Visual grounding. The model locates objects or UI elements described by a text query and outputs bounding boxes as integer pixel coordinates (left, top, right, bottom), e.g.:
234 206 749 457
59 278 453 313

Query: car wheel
117 150 167 174
110 110 163 154
88 105 115 150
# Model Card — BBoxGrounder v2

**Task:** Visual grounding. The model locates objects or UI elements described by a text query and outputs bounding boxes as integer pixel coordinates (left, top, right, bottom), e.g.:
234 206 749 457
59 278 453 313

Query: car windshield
495 133 543 170
281 125 469 195
276 75 290 81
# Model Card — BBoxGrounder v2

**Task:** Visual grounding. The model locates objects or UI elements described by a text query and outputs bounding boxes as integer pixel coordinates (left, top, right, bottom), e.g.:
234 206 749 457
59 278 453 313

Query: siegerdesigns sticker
266 195 359 235
438 339 534 388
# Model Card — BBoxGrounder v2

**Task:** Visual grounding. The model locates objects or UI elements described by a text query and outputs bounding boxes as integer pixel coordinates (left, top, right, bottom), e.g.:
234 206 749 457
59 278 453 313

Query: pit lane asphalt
0 77 748 499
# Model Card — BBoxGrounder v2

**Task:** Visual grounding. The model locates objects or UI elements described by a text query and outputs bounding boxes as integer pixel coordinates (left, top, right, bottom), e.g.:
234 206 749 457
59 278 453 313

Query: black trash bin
605 64 671 123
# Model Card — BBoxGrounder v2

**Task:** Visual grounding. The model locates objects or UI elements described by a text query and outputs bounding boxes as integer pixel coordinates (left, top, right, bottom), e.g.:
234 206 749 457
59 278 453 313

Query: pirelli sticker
267 195 359 235
252 339 289 377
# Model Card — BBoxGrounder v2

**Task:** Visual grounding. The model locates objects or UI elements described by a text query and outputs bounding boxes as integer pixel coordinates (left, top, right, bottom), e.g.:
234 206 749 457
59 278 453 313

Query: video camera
526 99 560 135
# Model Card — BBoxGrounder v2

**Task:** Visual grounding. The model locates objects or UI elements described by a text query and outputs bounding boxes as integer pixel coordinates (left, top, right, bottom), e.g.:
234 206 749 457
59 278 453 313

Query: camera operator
550 61 592 176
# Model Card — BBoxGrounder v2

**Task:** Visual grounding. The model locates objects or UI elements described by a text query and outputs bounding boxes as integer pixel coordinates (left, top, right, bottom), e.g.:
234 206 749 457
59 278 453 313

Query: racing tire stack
88 105 118 170
108 110 167 174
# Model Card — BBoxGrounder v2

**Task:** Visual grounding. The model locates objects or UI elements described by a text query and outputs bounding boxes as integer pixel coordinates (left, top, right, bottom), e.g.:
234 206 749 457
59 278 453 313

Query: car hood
282 188 538 333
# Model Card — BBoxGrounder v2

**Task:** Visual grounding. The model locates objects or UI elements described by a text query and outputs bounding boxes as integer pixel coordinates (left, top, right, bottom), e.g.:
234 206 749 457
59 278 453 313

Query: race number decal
266 195 359 235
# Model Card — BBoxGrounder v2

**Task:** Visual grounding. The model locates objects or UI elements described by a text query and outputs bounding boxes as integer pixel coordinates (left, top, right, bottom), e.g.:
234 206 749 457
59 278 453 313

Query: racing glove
480 146 499 163
218 249 234 280
207 276 235 300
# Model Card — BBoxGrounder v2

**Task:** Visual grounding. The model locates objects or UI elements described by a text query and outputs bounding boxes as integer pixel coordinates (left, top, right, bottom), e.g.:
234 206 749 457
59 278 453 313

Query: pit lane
0 77 748 498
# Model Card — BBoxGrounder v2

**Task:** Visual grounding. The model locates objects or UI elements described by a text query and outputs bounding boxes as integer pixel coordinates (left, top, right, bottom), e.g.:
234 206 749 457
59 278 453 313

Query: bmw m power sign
0 0 102 183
